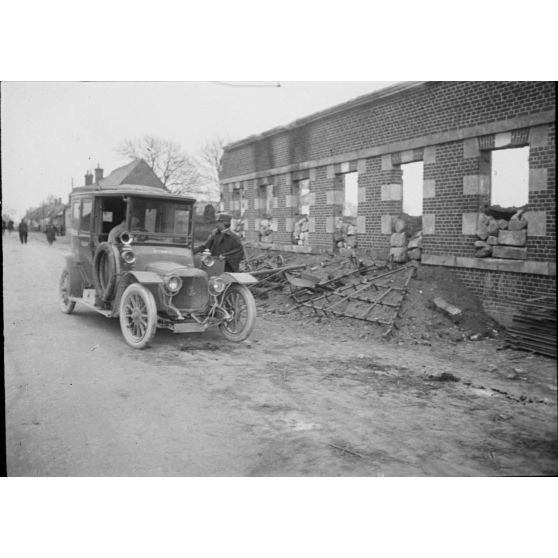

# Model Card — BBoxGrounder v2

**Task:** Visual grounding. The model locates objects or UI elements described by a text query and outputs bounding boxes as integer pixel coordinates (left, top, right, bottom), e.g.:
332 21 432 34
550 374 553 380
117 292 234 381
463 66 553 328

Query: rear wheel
59 268 76 314
219 284 257 342
119 283 157 349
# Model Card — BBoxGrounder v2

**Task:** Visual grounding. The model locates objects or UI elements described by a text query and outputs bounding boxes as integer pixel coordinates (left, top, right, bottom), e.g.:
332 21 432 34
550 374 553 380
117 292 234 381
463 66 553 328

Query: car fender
112 271 164 318
219 272 258 285
64 255 85 297
121 270 164 284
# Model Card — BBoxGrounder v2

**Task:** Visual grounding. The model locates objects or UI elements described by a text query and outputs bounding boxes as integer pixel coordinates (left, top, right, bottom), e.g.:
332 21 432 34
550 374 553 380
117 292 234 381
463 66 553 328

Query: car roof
70 184 197 204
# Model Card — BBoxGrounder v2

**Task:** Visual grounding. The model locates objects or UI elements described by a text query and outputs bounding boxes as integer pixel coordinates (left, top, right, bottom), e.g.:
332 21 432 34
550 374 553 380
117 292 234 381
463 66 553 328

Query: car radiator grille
172 276 209 311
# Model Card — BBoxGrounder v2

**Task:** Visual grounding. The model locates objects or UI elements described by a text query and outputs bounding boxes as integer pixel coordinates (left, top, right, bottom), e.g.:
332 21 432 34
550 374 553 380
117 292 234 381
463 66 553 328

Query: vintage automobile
58 185 257 348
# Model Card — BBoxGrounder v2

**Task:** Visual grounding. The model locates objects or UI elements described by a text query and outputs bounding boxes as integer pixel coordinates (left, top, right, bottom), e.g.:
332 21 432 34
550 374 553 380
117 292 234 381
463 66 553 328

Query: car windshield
129 197 193 244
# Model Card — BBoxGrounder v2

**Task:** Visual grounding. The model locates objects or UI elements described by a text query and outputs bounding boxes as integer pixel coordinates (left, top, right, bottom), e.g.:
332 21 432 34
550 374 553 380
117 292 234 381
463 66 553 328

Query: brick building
219 82 555 325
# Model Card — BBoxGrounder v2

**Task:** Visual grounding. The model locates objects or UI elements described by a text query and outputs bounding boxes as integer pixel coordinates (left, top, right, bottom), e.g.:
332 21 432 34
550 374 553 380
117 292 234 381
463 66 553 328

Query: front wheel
219 284 257 342
119 283 157 349
59 268 76 314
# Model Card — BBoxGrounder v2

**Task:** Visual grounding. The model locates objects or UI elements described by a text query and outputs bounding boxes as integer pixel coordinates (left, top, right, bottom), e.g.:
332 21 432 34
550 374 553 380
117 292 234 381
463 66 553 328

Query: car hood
145 260 202 277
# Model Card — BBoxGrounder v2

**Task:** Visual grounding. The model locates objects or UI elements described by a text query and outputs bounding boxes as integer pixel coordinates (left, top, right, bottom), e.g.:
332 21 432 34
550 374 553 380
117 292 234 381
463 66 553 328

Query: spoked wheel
59 268 76 314
119 283 157 349
219 284 257 342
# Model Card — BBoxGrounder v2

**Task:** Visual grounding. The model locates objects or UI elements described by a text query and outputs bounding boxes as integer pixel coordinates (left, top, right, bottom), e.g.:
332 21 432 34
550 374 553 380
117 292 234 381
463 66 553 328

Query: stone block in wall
394 218 407 233
340 162 350 173
358 187 366 204
423 214 435 235
285 218 294 233
326 217 335 234
285 173 292 186
272 198 278 209
381 183 402 201
498 219 508 230
253 198 261 210
463 138 480 158
492 246 528 260
381 215 393 234
474 240 489 248
508 219 527 231
307 193 316 206
326 191 335 205
308 217 316 233
357 159 367 173
462 212 481 235
407 234 422 249
408 248 422 260
498 230 527 246
523 211 546 236
357 216 366 234
494 132 512 148
390 232 407 247
389 246 408 263
423 179 436 198
309 168 317 181
475 246 493 258
463 175 489 195
285 195 294 208
529 125 549 148
529 168 547 192
487 217 499 235
423 146 436 164
400 150 414 163
326 165 334 179
487 236 499 246
381 154 392 170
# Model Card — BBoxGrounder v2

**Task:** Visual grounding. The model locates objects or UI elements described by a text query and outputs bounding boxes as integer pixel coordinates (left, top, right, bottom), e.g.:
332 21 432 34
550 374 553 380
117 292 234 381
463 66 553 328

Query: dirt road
3 232 557 475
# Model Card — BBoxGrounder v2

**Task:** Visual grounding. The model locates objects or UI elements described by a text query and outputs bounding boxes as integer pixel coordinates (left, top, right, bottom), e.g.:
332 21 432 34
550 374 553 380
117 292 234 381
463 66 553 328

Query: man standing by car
194 213 245 272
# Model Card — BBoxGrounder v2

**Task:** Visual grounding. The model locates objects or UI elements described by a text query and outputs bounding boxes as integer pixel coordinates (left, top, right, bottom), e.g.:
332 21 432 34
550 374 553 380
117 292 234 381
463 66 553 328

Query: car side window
80 200 93 233
71 202 80 235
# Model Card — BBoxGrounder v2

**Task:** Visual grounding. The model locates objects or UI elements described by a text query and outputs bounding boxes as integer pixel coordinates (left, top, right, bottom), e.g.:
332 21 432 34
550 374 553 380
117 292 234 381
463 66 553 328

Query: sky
1 81 399 221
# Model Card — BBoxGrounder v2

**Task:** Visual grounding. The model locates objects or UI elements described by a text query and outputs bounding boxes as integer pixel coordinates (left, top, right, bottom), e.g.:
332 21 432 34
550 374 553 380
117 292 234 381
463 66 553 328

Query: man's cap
216 213 232 224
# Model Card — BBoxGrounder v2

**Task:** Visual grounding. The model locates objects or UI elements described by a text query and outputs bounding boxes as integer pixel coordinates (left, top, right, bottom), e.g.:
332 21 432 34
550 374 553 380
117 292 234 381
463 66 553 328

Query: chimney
85 171 94 186
94 164 104 185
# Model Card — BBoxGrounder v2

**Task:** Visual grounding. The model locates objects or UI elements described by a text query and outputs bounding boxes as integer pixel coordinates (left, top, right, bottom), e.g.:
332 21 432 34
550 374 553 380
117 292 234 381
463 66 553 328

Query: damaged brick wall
219 81 555 323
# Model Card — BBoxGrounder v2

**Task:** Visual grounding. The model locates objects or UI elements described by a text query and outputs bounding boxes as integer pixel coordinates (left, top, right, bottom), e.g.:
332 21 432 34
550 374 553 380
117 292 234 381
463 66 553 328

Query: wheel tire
93 242 120 301
219 284 257 342
59 268 76 314
119 283 157 349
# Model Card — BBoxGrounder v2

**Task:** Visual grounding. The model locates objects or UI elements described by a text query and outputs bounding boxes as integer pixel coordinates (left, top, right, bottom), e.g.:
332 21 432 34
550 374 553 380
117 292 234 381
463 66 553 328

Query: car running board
69 296 113 317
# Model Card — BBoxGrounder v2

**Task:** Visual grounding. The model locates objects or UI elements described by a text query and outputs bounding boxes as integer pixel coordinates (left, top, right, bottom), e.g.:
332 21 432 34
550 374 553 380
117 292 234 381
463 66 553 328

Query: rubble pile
475 207 528 260
243 245 499 345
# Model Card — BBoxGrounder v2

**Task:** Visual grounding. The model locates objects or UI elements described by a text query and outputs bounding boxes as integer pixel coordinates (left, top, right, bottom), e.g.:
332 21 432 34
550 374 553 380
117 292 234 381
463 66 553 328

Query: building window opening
490 146 529 207
401 161 423 216
258 184 274 243
334 171 359 249
231 187 246 239
293 179 311 246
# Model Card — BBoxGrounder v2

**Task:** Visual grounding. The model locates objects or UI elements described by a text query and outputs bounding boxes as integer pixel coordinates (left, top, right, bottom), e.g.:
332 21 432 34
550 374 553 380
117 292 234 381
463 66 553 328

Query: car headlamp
208 276 226 295
121 249 136 264
201 250 215 268
164 275 183 294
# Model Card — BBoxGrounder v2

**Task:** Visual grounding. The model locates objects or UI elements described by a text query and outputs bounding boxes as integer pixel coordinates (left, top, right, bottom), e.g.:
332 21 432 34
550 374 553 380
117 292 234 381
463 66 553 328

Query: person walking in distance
194 213 245 272
18 219 28 244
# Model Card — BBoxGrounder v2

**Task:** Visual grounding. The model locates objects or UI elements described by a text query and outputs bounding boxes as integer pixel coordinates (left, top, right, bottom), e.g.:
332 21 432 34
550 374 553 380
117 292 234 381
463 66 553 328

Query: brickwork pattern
222 82 554 178
449 266 556 326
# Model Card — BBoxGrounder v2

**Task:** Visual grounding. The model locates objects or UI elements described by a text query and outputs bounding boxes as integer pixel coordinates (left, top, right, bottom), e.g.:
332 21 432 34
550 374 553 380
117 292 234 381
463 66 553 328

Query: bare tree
116 135 203 196
195 137 228 202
